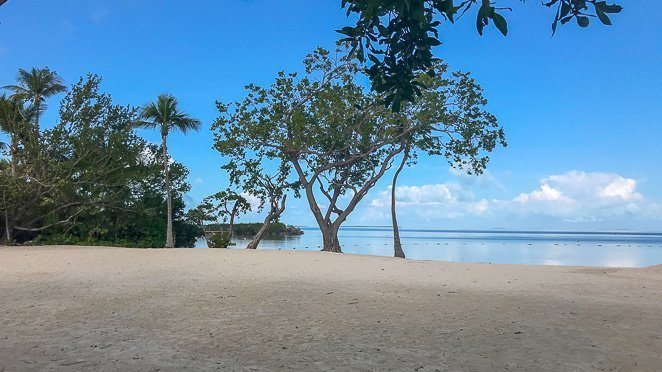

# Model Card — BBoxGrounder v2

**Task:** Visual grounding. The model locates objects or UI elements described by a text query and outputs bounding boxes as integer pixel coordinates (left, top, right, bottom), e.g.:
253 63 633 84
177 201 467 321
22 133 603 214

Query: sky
1 0 661 232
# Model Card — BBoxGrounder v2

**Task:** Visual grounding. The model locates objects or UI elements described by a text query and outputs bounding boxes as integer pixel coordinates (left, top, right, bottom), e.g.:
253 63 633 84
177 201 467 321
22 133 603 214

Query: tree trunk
246 195 286 250
9 140 17 177
162 134 175 248
33 96 41 141
245 212 273 250
391 144 409 258
5 139 16 245
228 202 238 239
3 211 11 245
320 224 342 253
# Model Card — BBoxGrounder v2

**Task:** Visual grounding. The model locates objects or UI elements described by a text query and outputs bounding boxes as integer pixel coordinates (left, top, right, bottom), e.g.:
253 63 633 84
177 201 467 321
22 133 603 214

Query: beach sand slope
0 246 660 371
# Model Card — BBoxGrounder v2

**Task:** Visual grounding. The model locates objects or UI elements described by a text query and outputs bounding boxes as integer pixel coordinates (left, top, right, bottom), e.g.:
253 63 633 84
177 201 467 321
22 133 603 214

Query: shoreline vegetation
1 46 508 257
0 246 659 370
203 222 304 248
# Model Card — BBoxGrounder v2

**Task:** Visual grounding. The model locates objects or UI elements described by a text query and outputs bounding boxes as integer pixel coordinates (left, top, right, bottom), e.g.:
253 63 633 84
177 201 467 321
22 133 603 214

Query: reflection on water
194 227 662 268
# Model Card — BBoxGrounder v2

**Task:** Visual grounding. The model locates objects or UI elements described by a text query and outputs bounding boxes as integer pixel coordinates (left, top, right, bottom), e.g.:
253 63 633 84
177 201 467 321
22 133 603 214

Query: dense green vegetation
210 46 504 254
0 2 622 256
206 223 304 239
0 73 201 247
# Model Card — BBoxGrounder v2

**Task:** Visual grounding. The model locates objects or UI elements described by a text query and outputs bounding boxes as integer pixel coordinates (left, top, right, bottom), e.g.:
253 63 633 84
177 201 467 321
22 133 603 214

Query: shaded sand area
1 246 661 371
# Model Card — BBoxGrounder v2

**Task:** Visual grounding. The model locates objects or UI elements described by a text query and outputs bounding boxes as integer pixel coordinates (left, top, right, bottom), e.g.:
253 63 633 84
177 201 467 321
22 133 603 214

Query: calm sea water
195 227 662 268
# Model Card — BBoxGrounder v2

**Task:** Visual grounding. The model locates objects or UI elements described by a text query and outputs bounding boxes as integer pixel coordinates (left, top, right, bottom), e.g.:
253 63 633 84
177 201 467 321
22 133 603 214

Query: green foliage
207 231 231 248
0 72 199 247
206 222 304 239
138 94 202 137
212 46 504 251
338 0 622 112
200 190 252 224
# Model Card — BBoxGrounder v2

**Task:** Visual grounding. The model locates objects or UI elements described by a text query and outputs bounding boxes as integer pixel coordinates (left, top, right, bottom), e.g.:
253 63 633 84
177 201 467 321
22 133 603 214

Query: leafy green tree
0 95 33 176
3 67 67 137
212 138 299 249
212 125 300 249
215 47 504 253
137 94 201 248
200 190 251 239
0 74 199 247
338 0 623 111
0 95 34 243
388 62 506 257
214 47 404 252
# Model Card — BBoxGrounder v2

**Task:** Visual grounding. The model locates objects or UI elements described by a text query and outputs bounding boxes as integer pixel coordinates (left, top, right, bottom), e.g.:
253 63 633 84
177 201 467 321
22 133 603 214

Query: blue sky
1 0 660 231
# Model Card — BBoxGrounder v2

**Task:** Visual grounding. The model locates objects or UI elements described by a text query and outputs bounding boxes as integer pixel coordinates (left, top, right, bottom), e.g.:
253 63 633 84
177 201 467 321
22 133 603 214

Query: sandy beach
0 246 660 371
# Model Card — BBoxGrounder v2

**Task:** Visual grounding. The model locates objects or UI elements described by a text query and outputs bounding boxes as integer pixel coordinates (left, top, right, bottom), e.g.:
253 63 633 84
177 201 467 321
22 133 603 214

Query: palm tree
3 67 67 138
138 94 201 248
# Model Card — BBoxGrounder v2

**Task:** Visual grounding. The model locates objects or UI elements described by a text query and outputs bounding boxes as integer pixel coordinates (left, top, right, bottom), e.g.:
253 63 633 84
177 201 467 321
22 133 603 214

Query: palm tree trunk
162 134 175 248
9 139 17 177
391 143 409 258
33 96 41 141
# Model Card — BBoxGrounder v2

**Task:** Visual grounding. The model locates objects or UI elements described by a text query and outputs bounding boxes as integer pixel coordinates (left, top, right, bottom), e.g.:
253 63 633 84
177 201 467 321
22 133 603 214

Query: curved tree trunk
246 195 286 250
162 133 175 248
391 143 409 258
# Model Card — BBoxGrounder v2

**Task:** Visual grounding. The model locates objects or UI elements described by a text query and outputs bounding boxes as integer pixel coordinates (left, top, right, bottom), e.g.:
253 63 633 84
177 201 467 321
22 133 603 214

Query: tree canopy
212 47 505 252
338 0 623 111
0 74 200 247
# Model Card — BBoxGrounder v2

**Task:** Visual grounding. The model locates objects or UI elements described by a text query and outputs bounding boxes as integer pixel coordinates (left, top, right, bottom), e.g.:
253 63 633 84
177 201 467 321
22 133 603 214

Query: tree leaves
340 0 623 112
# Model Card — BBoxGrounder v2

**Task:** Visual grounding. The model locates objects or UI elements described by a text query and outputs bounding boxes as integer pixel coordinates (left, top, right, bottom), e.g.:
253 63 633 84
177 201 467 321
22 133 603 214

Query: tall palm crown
138 93 200 248
139 94 201 135
2 67 66 134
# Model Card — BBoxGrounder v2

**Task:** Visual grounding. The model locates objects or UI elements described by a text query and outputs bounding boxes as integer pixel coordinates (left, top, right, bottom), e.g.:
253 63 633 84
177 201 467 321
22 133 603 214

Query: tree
215 47 504 253
388 62 506 257
0 75 145 242
338 0 623 111
3 67 67 137
390 141 410 258
0 75 199 247
201 190 251 239
212 126 299 249
0 95 33 176
0 95 34 244
137 94 201 248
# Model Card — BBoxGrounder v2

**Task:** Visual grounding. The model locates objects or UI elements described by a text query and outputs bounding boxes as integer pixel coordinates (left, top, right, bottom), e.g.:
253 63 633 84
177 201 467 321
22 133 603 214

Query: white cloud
240 192 262 211
361 171 660 227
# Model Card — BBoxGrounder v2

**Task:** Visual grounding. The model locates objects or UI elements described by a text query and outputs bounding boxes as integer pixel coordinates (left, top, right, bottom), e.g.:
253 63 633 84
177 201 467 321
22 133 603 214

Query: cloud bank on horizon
362 170 661 231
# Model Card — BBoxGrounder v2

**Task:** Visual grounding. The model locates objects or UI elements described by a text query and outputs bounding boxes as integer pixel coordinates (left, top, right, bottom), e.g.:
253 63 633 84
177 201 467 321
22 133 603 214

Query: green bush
207 231 231 248
204 222 304 238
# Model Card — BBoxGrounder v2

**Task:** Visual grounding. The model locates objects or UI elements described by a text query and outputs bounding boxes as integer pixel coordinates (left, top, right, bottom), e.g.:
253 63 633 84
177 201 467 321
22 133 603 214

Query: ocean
195 227 662 268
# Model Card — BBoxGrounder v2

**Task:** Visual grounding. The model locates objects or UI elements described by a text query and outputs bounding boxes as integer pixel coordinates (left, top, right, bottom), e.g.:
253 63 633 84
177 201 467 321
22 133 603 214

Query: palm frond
5 67 67 102
139 93 201 135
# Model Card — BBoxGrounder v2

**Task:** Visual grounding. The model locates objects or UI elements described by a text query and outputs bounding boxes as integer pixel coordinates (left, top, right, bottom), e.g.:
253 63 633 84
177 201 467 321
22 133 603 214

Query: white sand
0 246 660 371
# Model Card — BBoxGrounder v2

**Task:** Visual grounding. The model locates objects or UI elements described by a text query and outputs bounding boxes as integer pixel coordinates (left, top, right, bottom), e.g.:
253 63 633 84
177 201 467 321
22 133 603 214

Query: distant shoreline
303 226 662 236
